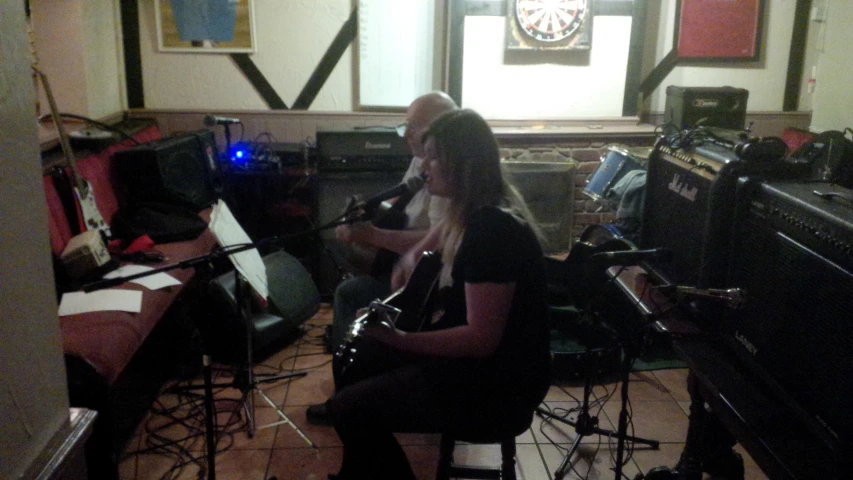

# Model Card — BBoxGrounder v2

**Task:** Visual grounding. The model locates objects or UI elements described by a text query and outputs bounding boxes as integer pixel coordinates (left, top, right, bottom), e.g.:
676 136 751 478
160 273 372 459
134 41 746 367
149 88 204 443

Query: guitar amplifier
639 141 746 291
113 130 222 211
724 180 853 455
316 127 410 172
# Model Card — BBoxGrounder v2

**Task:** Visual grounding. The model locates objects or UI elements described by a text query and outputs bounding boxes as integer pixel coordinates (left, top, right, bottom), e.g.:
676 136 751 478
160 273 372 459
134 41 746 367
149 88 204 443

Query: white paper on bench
58 290 143 316
104 265 182 290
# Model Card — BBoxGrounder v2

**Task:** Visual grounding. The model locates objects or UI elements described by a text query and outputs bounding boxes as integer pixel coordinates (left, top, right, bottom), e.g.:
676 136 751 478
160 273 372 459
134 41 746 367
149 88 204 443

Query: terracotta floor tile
120 304 776 480
274 406 342 449
267 446 341 480
651 368 691 402
601 400 689 444
539 442 641 479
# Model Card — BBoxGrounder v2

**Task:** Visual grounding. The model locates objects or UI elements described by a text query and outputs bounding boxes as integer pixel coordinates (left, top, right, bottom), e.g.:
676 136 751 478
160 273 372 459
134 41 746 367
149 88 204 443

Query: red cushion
43 125 162 255
60 210 215 385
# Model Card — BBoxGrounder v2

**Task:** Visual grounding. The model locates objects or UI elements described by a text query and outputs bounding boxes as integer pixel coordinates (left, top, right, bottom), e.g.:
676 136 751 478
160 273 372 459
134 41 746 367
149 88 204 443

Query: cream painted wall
138 0 355 110
31 0 125 119
647 0 800 113
137 1 815 118
809 0 853 132
0 2 71 478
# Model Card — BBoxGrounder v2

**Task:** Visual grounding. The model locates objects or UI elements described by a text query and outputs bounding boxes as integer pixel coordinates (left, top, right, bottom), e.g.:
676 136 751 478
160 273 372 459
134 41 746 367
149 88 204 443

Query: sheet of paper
104 265 182 290
58 290 143 316
208 200 269 299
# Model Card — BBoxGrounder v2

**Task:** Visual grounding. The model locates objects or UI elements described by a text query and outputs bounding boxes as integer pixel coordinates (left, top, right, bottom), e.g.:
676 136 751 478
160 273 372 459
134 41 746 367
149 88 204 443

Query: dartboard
515 0 588 43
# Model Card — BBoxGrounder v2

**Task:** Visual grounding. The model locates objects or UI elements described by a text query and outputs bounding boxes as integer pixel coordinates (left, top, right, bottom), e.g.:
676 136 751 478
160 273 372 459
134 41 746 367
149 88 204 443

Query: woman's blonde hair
422 109 543 275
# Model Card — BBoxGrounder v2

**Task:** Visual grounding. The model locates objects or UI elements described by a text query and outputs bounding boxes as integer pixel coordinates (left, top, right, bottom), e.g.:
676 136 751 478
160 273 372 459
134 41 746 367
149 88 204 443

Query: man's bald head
404 91 458 157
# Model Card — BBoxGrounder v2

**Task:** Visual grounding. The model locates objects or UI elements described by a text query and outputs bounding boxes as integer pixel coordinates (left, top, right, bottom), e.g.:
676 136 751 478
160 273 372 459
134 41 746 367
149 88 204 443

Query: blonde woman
326 109 550 480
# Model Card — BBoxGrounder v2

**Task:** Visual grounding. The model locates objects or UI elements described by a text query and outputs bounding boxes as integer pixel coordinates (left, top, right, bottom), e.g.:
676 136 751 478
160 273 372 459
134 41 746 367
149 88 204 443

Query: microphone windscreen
406 174 426 193
203 115 216 127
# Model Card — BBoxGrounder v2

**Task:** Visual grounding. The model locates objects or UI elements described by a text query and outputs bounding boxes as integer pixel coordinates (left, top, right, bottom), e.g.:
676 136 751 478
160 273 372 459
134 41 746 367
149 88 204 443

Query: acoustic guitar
332 250 442 387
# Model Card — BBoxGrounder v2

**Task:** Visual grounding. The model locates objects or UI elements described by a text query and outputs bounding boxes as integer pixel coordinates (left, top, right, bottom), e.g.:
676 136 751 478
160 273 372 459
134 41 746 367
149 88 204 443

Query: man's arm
335 223 428 255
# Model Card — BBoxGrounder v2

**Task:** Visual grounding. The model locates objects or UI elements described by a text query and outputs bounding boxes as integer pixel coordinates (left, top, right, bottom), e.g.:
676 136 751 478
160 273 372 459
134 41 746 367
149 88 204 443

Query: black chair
204 250 320 362
435 409 535 480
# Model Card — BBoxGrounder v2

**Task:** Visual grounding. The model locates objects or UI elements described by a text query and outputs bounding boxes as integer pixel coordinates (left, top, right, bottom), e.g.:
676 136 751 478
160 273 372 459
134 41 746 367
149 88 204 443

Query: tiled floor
119 304 769 480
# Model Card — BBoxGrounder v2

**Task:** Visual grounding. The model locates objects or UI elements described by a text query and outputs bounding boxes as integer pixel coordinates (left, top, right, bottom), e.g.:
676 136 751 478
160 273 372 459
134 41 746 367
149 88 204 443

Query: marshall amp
640 132 798 293
640 140 746 291
724 180 853 456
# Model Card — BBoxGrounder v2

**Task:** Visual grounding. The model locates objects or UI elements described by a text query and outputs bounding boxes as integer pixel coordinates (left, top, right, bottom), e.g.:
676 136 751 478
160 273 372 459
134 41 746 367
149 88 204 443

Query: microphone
655 285 746 309
591 248 673 267
203 115 241 126
356 175 426 212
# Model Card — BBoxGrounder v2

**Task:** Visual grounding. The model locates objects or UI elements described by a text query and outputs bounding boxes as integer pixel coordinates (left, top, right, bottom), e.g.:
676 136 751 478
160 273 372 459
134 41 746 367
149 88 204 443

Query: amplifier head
665 86 748 134
316 127 410 171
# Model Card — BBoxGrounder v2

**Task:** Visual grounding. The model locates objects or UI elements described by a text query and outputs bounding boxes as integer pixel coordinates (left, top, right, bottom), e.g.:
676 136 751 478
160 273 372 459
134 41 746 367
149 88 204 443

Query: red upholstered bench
42 124 218 479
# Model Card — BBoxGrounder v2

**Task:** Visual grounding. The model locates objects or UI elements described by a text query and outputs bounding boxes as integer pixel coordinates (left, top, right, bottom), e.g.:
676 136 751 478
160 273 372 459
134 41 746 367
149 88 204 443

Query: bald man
310 92 458 425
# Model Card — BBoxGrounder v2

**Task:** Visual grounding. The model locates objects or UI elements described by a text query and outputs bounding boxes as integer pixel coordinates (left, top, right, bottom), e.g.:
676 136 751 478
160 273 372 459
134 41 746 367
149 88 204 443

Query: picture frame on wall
155 0 256 53
675 0 764 61
505 0 592 52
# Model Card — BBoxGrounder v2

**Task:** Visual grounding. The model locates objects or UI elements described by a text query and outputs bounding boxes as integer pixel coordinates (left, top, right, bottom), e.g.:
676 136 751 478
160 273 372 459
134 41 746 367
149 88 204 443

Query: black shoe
307 402 333 426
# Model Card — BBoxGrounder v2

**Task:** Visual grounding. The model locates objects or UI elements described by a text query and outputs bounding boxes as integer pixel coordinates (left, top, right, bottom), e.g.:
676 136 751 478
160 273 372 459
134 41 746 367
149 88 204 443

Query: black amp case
113 130 223 211
640 141 747 291
316 127 410 172
664 86 749 133
724 180 853 454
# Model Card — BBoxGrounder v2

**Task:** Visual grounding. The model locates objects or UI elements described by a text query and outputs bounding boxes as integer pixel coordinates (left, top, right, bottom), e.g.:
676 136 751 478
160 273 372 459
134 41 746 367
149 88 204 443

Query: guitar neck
33 67 87 196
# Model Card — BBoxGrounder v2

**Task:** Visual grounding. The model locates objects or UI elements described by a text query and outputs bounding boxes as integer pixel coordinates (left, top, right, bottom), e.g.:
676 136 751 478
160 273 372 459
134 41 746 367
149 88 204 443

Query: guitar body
74 179 111 235
332 251 442 388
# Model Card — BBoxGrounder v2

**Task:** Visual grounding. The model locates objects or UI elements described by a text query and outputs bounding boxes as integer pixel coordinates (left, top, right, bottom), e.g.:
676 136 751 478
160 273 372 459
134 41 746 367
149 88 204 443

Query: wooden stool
435 433 518 480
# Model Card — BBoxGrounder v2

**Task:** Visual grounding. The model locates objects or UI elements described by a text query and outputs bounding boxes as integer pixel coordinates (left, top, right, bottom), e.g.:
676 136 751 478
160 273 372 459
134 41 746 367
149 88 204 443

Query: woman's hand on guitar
363 317 405 345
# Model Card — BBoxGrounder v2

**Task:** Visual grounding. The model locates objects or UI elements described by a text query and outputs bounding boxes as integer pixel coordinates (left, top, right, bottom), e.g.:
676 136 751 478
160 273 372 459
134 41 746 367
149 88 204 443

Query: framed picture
675 0 763 61
505 0 592 52
155 0 256 53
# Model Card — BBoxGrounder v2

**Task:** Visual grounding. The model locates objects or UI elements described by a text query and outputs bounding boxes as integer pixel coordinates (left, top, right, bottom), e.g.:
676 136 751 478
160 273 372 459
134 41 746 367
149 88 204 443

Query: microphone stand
81 215 365 480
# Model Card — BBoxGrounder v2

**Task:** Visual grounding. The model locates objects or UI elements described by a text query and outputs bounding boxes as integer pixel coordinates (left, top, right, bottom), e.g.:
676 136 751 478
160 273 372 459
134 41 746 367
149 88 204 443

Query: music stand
214 269 313 444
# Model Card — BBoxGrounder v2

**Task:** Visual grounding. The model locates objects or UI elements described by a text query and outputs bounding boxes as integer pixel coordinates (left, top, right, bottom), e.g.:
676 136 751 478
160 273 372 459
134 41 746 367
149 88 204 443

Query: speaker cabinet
640 142 744 289
113 130 221 211
665 86 748 133
314 170 403 295
725 180 853 456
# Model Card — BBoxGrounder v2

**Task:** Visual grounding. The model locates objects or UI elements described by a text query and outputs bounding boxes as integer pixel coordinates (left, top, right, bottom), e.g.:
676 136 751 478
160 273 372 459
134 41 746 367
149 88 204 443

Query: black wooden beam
623 0 647 116
784 0 812 111
639 49 678 99
120 0 144 109
230 54 288 109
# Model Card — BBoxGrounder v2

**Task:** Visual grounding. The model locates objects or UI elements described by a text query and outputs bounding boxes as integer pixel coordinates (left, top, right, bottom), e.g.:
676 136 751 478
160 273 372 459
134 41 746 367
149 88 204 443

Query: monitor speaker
724 180 853 455
114 130 222 211
664 86 748 134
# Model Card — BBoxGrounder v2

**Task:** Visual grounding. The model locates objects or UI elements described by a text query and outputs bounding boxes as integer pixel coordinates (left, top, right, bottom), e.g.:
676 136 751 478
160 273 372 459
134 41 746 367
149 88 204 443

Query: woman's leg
327 364 444 480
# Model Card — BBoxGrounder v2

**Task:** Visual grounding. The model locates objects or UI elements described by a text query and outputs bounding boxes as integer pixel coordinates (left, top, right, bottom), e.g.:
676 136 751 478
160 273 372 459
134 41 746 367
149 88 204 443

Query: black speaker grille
640 145 740 288
114 131 219 211
726 181 853 450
